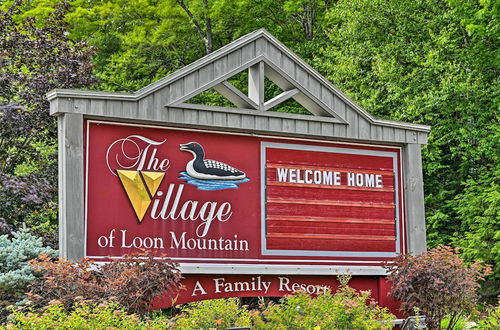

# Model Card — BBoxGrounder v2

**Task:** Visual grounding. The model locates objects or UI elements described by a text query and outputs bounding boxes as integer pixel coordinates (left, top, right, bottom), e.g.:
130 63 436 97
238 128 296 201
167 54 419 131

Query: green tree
2 0 333 92
0 1 95 232
316 0 499 298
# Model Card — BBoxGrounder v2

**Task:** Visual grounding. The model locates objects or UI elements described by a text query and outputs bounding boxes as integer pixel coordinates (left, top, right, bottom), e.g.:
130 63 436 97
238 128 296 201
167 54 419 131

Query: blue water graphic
178 172 250 191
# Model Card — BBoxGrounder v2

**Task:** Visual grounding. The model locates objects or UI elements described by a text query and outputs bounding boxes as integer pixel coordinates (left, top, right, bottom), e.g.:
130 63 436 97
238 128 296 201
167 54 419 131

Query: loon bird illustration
180 142 246 180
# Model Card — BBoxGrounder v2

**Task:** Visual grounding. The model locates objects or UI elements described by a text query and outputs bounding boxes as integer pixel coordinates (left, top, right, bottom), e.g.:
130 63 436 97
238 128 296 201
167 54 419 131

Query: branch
203 0 213 53
175 0 207 50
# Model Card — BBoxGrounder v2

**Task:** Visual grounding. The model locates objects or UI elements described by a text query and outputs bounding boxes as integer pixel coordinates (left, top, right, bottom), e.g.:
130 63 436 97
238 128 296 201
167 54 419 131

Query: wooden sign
50 29 429 313
85 120 403 269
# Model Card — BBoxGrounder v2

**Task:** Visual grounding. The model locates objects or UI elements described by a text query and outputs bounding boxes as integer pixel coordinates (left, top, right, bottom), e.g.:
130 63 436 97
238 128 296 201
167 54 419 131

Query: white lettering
97 235 108 247
278 277 329 294
296 169 305 184
347 172 355 186
323 171 332 185
277 168 288 182
97 229 116 248
365 174 375 187
153 184 233 238
121 230 164 249
192 281 207 296
105 135 169 176
356 173 364 186
169 232 249 251
279 277 291 291
274 167 385 189
261 280 271 294
313 170 322 184
214 278 225 293
170 231 186 249
333 172 341 185
304 170 313 184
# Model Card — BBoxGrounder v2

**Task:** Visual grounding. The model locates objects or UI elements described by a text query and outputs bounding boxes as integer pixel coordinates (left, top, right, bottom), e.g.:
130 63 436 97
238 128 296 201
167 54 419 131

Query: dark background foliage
0 1 95 240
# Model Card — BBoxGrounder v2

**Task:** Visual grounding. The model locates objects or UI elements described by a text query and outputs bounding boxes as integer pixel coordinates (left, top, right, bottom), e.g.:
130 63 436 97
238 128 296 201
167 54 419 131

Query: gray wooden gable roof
48 29 430 145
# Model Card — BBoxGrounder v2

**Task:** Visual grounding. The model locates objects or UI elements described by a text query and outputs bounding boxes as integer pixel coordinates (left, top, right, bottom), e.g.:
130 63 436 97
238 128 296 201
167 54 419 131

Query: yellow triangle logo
141 171 165 197
117 170 165 223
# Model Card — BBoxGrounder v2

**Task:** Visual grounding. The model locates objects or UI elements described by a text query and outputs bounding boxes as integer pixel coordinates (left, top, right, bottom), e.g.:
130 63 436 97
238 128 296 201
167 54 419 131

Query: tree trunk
176 0 213 54
203 0 213 53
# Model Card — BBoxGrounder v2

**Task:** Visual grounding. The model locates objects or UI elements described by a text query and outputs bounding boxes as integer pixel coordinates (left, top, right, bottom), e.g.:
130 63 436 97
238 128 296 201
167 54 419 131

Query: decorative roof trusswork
48 29 430 144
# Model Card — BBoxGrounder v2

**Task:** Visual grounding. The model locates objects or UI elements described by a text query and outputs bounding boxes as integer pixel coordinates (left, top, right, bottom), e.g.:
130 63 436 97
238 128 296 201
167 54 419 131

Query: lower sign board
85 119 404 270
151 274 400 316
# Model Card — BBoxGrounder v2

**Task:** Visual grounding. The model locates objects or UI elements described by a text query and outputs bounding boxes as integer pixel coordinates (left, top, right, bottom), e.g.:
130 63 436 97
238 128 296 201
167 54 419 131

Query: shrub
0 229 56 318
385 246 492 330
27 252 183 315
172 277 394 329
3 302 170 329
172 298 252 329
476 303 499 329
0 1 95 231
254 277 395 329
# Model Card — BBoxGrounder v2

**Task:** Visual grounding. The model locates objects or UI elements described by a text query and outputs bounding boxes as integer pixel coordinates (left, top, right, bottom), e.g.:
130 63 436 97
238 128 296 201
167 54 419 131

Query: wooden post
403 143 427 254
248 62 265 110
58 112 85 260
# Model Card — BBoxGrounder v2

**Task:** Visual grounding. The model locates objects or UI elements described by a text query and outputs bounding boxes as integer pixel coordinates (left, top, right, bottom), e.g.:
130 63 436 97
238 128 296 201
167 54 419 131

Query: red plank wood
266 149 394 171
266 215 394 225
263 144 400 255
266 186 395 203
267 233 395 241
267 163 394 176
266 237 395 252
267 198 395 209
267 221 395 236
267 181 395 192
267 204 395 220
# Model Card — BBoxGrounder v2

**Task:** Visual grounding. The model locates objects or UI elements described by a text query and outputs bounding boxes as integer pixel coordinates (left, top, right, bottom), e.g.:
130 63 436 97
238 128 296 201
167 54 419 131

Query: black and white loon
180 142 246 180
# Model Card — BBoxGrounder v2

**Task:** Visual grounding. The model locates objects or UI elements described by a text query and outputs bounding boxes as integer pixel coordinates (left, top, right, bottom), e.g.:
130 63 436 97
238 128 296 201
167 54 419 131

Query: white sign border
260 142 402 258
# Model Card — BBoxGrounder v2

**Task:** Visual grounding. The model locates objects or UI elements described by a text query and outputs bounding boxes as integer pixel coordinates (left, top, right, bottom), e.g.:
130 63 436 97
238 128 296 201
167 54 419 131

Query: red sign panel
263 143 400 257
85 120 404 269
151 274 401 317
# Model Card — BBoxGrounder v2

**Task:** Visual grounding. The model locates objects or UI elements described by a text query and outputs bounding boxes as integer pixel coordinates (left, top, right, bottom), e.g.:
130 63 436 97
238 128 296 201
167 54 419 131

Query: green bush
3 302 170 329
254 284 395 329
476 304 500 329
172 298 252 329
170 277 394 329
0 229 56 317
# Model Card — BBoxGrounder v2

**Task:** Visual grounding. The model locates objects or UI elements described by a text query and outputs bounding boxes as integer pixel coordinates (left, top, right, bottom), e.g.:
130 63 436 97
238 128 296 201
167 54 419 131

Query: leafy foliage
316 0 499 292
0 0 95 231
172 298 252 329
27 252 183 315
171 280 395 329
4 301 170 329
385 246 492 329
0 229 56 319
253 278 395 329
454 168 500 300
476 303 500 329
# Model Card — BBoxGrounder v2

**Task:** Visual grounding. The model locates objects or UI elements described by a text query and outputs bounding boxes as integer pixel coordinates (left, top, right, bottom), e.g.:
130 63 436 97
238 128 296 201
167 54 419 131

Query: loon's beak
180 143 189 151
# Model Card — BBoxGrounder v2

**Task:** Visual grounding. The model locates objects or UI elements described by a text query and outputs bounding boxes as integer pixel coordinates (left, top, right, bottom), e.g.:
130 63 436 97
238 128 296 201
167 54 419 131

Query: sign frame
49 29 429 278
81 119 409 275
260 141 403 259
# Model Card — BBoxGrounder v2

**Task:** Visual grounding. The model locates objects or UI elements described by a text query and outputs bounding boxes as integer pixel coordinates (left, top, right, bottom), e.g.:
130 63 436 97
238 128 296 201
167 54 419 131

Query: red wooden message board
263 143 401 256
85 119 405 267
151 274 401 317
